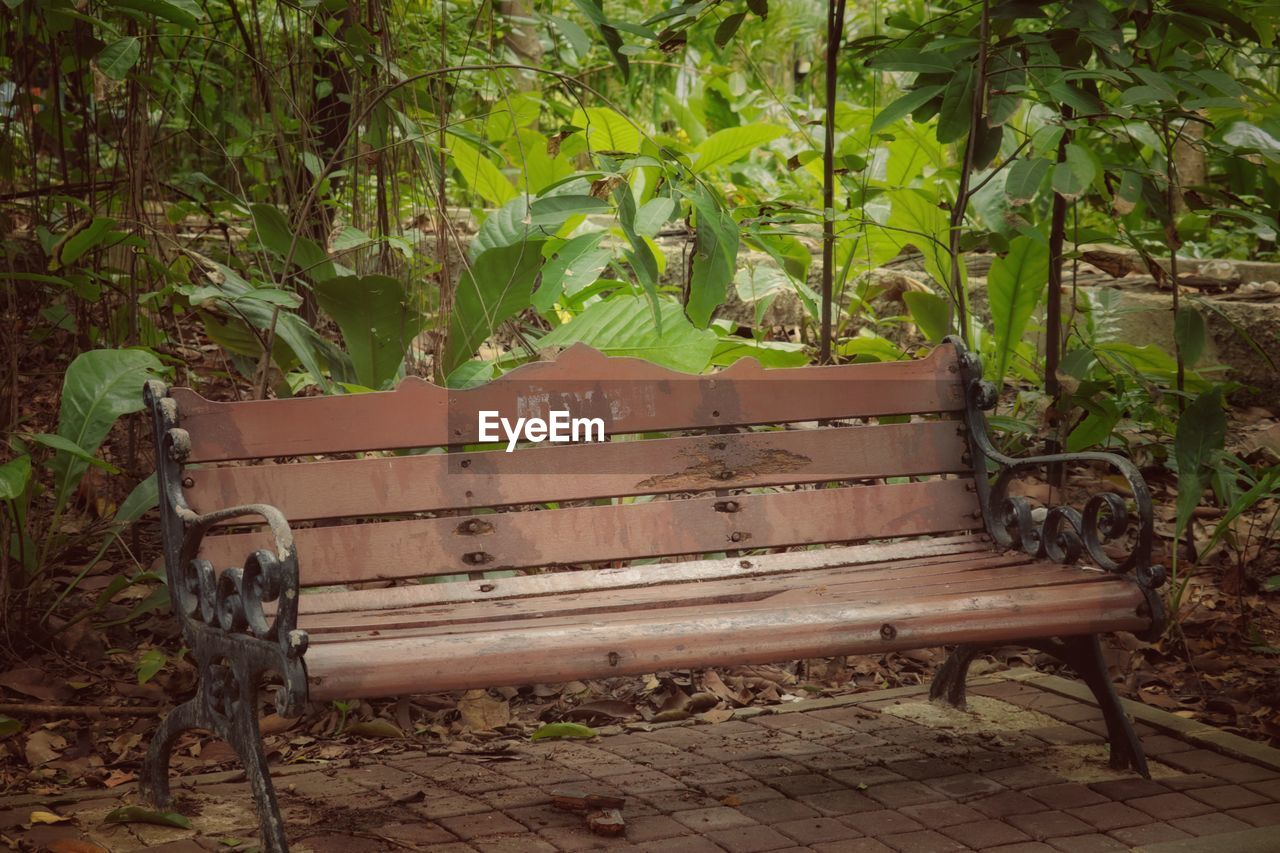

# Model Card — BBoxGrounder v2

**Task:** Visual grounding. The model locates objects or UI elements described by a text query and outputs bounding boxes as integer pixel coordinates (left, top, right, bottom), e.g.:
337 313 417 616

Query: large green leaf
250 204 335 282
449 138 517 205
692 125 784 174
870 86 944 135
96 38 140 81
443 242 545 376
987 235 1049 382
537 295 718 373
50 349 163 513
1051 143 1097 201
109 0 201 27
315 275 424 389
1004 158 1051 205
686 185 739 328
886 189 953 292
573 107 640 154
1174 306 1207 367
534 232 611 312
1174 388 1226 536
0 455 31 501
902 290 951 343
936 64 974 144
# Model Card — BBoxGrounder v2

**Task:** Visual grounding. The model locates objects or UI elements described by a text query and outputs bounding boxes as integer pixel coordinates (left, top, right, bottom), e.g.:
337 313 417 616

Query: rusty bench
140 339 1167 851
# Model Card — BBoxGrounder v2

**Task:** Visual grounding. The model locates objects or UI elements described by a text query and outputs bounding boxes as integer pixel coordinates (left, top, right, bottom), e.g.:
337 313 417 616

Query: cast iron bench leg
141 662 291 853
930 634 1150 778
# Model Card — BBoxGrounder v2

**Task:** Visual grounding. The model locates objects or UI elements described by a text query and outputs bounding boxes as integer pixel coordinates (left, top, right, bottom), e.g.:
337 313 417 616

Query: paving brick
1067 802 1149 831
827 766 909 788
1210 762 1277 784
735 797 819 823
706 824 795 852
752 714 856 737
769 773 844 798
727 757 812 779
668 763 753 787
811 839 895 853
1246 777 1280 799
797 787 881 816
884 758 965 780
1139 734 1195 756
1025 782 1107 809
1106 822 1193 846
839 808 923 836
639 787 718 812
879 828 967 852
633 836 725 853
985 844 1058 853
795 749 872 772
1127 791 1216 820
864 781 944 809
897 801 984 828
674 806 756 832
295 833 387 853
479 786 551 809
407 794 492 819
940 818 1031 848
1042 703 1103 724
1169 811 1254 837
700 780 782 805
378 822 459 844
1229 803 1280 827
970 790 1046 818
1086 777 1168 801
1006 809 1093 840
1046 833 1126 852
1026 725 1102 746
775 816 859 843
437 812 529 840
1159 747 1240 775
985 765 1067 790
1155 774 1219 794
925 772 1007 801
507 804 585 831
473 838 558 853
625 814 689 842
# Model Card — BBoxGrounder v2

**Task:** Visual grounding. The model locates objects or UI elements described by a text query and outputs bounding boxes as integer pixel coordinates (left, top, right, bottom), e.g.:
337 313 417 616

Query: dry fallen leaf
456 689 510 732
25 730 67 767
29 809 71 825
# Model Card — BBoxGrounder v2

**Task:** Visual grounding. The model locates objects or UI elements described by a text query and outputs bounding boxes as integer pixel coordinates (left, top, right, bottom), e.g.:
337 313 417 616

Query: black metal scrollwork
144 381 309 718
944 337 1168 637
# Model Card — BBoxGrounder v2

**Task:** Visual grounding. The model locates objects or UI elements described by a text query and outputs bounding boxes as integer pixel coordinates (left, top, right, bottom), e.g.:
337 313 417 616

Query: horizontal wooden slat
293 534 992 615
200 478 981 586
185 421 968 521
172 343 964 462
303 578 1148 699
300 551 1063 636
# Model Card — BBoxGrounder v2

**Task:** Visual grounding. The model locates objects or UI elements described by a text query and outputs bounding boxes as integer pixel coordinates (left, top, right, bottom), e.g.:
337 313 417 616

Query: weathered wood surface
185 421 968 521
199 478 981 585
301 553 1096 636
292 534 992 615
173 343 964 462
303 577 1147 699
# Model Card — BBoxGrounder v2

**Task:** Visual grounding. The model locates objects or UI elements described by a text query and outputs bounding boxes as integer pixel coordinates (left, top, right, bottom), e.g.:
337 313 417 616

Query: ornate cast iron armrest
174 504 306 655
947 338 1165 594
145 380 308 716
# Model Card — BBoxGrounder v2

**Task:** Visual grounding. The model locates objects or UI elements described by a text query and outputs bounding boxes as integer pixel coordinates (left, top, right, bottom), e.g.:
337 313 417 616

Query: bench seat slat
201 478 980 586
173 343 964 462
293 534 993 615
300 553 1095 637
303 573 1146 699
185 421 968 521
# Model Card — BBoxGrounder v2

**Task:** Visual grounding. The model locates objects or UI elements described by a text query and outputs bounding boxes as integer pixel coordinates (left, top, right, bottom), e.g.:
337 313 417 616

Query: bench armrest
145 381 309 715
946 339 1166 597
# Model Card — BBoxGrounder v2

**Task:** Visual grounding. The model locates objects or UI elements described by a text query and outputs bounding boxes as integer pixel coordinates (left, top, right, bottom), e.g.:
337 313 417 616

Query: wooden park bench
140 339 1168 851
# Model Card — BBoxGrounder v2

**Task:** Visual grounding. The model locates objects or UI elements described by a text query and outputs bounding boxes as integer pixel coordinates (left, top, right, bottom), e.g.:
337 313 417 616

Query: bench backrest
175 344 981 587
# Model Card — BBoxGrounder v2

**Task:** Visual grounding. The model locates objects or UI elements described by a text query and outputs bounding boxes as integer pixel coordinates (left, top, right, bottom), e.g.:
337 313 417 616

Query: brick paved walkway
3 672 1279 852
